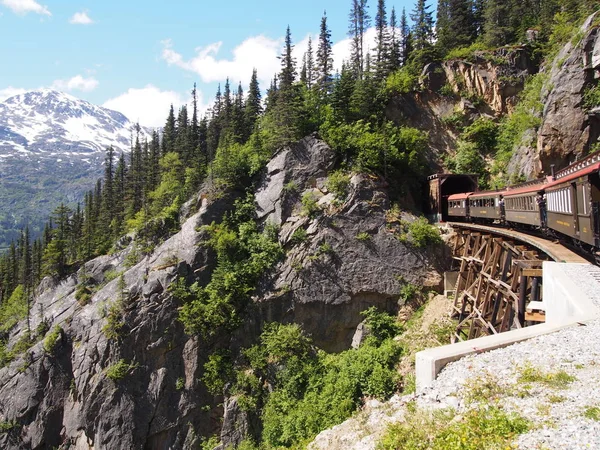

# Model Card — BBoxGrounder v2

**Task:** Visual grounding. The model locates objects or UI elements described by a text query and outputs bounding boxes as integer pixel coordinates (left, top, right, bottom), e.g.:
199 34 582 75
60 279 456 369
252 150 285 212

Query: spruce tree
410 0 434 51
437 0 476 55
316 12 334 97
389 7 401 72
374 0 391 80
400 7 411 65
348 0 370 78
162 105 176 155
483 0 514 47
306 36 315 89
245 69 262 137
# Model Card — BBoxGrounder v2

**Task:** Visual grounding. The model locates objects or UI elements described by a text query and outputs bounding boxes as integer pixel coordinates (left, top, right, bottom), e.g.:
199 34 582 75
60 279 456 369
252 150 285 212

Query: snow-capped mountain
0 89 149 249
0 89 142 158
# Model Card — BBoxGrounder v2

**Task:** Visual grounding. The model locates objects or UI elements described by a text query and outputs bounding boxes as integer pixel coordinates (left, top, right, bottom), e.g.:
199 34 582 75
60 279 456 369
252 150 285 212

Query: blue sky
0 0 416 127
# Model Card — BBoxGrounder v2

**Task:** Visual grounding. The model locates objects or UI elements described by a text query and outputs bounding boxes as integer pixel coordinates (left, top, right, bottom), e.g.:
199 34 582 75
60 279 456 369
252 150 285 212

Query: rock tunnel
427 173 479 222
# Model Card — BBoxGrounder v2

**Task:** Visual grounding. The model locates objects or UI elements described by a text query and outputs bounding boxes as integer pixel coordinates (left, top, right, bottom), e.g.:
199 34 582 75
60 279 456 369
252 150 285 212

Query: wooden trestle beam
451 228 546 342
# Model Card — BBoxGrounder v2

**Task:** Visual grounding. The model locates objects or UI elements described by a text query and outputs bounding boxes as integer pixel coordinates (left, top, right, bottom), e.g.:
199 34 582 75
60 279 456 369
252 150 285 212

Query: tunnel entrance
427 173 478 222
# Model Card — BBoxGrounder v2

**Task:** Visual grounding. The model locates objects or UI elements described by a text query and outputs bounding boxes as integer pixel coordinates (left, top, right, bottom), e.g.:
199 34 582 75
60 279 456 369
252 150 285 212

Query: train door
589 173 600 246
571 182 579 236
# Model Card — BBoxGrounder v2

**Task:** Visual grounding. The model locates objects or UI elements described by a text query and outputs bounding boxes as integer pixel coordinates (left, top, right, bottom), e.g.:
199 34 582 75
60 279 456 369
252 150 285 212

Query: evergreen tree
483 0 514 47
162 105 176 155
436 0 476 54
400 8 411 65
374 0 391 80
316 12 334 97
410 0 434 51
279 26 296 89
245 69 262 138
331 63 356 123
389 7 401 71
348 0 371 78
190 83 200 154
305 36 315 89
473 0 487 38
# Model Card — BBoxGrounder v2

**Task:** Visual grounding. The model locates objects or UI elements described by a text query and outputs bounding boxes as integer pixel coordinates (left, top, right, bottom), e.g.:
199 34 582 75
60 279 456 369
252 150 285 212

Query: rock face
0 136 447 449
440 46 537 116
535 15 600 176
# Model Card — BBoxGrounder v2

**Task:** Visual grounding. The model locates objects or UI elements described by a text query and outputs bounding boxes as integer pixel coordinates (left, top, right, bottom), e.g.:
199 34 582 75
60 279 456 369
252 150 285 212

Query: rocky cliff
0 136 447 449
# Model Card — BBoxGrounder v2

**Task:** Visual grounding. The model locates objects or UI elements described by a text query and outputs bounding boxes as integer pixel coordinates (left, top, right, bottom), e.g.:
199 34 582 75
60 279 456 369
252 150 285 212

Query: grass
377 406 529 450
517 364 576 390
464 372 530 405
583 406 600 421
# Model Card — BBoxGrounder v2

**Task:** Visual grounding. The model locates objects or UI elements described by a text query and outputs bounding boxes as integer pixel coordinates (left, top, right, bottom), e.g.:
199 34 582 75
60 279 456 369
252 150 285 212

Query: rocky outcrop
0 136 447 449
535 14 600 176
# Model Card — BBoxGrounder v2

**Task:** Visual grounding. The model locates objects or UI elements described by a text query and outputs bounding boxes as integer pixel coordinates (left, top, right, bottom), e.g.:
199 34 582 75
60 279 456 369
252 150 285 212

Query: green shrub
105 359 137 381
583 84 600 111
102 300 124 340
301 192 322 218
202 351 233 395
0 285 28 333
462 117 499 154
408 218 442 248
399 283 420 303
282 180 298 195
0 420 18 434
445 42 494 61
385 68 418 94
326 170 351 201
75 283 92 306
378 406 529 450
233 322 402 448
452 140 487 182
441 109 467 130
360 307 403 344
176 377 185 391
42 325 62 354
356 232 370 242
289 227 308 245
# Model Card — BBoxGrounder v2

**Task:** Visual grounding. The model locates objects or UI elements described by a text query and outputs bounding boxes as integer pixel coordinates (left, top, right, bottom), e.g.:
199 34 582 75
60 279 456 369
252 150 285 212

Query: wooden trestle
451 228 546 342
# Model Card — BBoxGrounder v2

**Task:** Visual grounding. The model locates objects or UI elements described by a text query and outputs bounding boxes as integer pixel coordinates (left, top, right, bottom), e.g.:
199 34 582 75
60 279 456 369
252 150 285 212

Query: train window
582 186 587 214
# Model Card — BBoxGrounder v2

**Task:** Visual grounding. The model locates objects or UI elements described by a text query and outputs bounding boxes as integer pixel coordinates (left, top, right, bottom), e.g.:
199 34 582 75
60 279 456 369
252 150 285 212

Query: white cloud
52 75 99 92
161 28 380 88
69 11 93 25
1 0 50 16
0 86 27 102
162 36 282 87
103 85 207 128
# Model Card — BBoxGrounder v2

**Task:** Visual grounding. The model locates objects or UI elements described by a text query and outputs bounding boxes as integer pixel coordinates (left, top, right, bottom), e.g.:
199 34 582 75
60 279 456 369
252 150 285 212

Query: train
445 152 600 255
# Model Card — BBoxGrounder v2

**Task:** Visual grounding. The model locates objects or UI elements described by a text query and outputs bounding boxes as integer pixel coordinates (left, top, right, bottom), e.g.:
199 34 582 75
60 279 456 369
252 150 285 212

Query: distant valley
0 89 146 250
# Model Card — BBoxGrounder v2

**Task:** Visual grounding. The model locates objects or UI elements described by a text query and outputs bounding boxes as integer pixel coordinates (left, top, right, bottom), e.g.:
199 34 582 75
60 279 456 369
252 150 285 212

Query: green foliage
451 141 487 185
320 119 428 179
462 117 498 155
282 180 298 195
356 232 370 242
444 42 494 62
326 170 351 201
200 435 220 450
441 109 467 130
0 420 18 433
75 283 92 306
385 68 419 94
233 322 402 448
105 359 137 381
584 406 600 421
102 300 124 341
178 195 283 338
517 364 576 389
289 227 308 245
408 218 442 248
42 325 62 354
0 285 28 333
492 73 546 187
360 307 402 344
583 84 600 111
399 282 420 303
378 406 529 450
176 377 185 391
300 192 322 218
202 350 233 395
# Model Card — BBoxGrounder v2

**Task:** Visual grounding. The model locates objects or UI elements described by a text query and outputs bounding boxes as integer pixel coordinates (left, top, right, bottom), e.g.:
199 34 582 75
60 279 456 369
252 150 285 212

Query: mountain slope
0 89 146 249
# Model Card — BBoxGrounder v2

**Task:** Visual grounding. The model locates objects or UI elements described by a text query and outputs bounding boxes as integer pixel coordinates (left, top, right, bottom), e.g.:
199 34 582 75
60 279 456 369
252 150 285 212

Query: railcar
447 192 471 220
468 191 503 222
544 161 600 247
503 182 546 228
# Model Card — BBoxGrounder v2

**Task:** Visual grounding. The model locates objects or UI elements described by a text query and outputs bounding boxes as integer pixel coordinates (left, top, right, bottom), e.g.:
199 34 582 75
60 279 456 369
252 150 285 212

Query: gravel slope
310 321 600 450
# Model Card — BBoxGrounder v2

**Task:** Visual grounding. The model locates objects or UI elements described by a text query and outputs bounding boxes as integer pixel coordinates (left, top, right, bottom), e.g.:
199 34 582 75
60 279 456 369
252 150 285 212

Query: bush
0 285 28 333
42 325 62 354
326 170 351 201
360 307 402 344
408 218 442 248
202 351 233 395
385 68 419 94
105 359 137 381
462 117 498 155
452 141 486 179
289 227 308 245
356 232 370 242
300 192 322 218
445 42 494 61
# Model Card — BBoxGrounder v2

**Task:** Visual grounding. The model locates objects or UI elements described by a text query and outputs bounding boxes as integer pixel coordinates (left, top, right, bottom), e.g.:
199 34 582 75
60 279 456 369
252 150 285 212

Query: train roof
503 182 546 196
545 161 600 189
448 192 473 200
469 190 503 198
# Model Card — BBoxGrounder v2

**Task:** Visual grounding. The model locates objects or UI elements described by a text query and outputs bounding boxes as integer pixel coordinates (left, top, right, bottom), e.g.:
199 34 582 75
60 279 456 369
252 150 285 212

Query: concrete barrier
415 262 600 392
